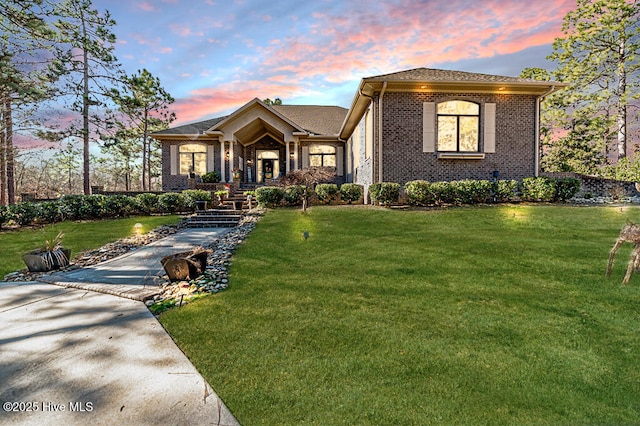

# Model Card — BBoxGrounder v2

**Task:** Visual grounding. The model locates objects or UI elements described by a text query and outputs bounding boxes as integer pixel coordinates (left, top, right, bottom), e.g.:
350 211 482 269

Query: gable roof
339 67 568 139
151 99 347 140
273 105 347 136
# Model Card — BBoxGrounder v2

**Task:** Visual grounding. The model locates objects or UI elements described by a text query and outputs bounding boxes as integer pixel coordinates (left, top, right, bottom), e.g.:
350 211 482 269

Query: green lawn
0 215 181 278
159 205 640 425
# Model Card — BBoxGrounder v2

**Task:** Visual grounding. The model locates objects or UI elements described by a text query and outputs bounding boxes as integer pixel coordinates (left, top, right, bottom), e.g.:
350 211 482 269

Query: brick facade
378 92 538 186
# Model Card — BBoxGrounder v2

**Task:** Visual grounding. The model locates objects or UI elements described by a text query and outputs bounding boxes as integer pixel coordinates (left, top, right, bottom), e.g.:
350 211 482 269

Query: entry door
257 150 279 182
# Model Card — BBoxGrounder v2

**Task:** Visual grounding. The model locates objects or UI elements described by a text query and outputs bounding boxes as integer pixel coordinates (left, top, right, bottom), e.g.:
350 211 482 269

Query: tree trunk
82 14 91 195
5 95 15 204
144 109 151 190
616 38 627 160
0 91 6 206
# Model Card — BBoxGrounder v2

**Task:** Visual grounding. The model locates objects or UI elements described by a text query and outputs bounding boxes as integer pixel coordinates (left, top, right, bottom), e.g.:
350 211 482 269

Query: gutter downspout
535 85 555 177
378 81 387 183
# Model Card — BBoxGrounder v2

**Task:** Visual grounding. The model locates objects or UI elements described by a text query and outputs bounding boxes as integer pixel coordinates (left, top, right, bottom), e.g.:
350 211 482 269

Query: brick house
152 68 565 195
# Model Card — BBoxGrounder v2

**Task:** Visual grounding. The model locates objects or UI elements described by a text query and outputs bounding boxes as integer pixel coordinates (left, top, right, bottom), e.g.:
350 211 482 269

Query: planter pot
195 200 207 211
233 172 241 180
23 248 71 272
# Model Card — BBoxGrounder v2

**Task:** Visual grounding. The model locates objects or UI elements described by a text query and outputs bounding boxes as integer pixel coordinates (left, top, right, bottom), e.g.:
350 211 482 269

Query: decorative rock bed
147 211 263 314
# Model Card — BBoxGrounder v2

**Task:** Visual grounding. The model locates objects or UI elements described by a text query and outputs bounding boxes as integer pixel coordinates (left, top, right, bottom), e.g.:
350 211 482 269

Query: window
179 144 207 175
309 145 336 168
437 101 479 152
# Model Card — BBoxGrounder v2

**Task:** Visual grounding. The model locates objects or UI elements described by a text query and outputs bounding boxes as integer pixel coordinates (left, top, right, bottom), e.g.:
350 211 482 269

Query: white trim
219 141 226 183
207 145 214 172
484 103 496 153
170 145 177 175
423 102 435 153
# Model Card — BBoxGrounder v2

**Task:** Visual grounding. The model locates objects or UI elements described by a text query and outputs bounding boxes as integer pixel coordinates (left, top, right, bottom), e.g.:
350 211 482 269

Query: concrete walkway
0 228 240 425
39 228 231 300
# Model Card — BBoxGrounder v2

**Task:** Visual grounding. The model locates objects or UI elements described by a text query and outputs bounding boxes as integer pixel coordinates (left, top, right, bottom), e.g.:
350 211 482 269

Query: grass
159 205 640 425
0 215 181 278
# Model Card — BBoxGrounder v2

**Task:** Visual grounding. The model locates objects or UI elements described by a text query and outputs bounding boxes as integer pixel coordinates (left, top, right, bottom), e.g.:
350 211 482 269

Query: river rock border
146 209 264 314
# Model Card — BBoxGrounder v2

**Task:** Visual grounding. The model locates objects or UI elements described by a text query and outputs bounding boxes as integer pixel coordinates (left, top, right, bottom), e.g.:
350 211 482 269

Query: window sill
437 152 485 160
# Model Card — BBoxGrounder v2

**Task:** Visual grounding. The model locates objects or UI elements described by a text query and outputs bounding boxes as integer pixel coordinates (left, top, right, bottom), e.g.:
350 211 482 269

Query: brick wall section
162 141 221 191
541 172 640 198
380 92 538 186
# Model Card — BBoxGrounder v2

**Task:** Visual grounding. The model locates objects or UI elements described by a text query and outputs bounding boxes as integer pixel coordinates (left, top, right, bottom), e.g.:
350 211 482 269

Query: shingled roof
152 116 227 136
365 67 541 84
272 105 347 136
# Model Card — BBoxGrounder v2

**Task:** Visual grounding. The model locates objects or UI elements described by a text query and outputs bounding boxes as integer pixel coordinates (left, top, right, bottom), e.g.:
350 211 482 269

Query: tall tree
109 69 175 191
0 0 57 204
549 0 640 161
52 0 121 195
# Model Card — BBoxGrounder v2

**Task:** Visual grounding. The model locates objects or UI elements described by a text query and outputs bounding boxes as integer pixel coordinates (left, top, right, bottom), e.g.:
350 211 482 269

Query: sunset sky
85 0 576 127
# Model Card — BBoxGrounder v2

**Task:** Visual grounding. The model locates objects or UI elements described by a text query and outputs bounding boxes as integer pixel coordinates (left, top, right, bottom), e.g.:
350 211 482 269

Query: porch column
219 141 226 183
285 141 291 174
228 141 235 183
294 141 299 170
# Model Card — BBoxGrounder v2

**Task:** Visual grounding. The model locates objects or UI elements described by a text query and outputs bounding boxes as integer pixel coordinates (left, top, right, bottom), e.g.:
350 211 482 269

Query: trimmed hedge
283 185 306 206
315 184 339 204
340 183 363 204
255 186 284 207
369 182 400 206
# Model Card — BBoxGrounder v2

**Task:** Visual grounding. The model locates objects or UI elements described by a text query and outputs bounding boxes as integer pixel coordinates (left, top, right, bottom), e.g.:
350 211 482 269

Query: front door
257 150 279 182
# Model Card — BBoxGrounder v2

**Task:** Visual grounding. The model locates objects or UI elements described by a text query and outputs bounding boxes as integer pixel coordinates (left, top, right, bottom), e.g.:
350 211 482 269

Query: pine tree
549 0 640 161
52 0 121 195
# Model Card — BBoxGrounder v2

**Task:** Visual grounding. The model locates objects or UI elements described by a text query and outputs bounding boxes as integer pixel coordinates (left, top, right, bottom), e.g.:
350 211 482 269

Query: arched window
309 145 336 168
437 101 479 152
179 144 207 175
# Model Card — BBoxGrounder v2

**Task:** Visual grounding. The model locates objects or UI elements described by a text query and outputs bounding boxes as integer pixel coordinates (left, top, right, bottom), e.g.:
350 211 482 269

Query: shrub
10 202 37 226
36 201 62 224
255 186 284 207
315 183 339 204
158 193 185 213
495 180 519 202
136 193 159 215
404 180 434 206
182 189 213 209
58 194 109 220
103 195 135 218
369 182 400 206
521 177 556 202
451 179 493 204
429 181 456 205
0 205 13 229
555 177 581 201
340 183 363 204
283 185 306 206
201 171 220 183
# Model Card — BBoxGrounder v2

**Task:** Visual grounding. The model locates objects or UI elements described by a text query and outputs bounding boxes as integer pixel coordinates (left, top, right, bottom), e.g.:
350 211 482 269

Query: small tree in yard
280 167 336 212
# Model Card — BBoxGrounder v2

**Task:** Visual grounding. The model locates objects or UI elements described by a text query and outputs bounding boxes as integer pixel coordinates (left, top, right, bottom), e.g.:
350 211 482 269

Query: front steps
183 209 242 228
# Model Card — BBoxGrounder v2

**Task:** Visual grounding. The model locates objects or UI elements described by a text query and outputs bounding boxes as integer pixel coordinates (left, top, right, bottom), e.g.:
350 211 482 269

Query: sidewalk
0 228 240 425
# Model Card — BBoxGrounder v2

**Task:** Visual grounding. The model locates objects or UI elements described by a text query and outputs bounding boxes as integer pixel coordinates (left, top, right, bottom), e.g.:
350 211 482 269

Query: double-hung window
309 145 336 168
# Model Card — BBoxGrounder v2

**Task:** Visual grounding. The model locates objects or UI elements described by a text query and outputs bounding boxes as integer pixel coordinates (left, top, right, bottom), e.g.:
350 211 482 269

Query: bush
10 202 37 226
182 189 213 209
103 195 135 218
36 201 62 224
340 183 363 204
315 183 339 204
521 177 557 202
255 186 284 207
495 180 519 202
0 205 13 229
451 179 493 204
404 180 434 206
57 194 109 220
555 177 581 201
429 181 456 205
201 171 220 183
283 185 306 206
158 192 185 213
136 193 159 215
369 182 400 206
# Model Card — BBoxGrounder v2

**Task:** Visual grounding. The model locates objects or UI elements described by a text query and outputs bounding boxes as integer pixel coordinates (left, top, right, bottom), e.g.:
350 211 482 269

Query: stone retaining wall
541 172 640 198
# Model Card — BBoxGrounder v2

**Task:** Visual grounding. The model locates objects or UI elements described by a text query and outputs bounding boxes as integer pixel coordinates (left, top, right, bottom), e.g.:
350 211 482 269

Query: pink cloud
137 1 156 12
169 23 192 37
